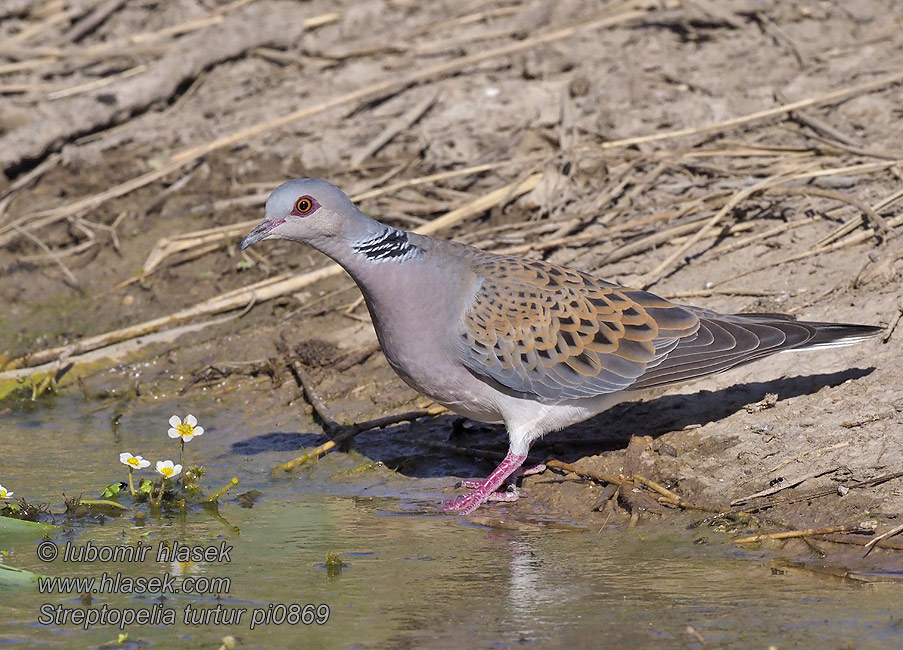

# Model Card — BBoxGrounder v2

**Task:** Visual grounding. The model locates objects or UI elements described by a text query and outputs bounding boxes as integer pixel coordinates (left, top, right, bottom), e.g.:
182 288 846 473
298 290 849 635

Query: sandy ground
2 0 903 571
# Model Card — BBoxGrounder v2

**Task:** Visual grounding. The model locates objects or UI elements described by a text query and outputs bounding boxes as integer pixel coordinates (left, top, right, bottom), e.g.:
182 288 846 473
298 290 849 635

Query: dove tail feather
629 314 882 391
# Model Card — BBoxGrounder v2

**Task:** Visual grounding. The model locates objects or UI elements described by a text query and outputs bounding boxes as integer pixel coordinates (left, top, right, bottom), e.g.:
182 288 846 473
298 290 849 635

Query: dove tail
796 321 884 350
629 312 882 391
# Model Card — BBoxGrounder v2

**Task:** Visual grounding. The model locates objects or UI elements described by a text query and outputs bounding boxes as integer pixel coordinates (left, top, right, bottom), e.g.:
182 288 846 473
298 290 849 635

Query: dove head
240 178 373 251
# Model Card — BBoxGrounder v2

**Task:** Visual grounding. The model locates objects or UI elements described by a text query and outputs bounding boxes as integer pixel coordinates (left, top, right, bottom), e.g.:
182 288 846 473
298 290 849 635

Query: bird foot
444 451 529 514
443 489 519 514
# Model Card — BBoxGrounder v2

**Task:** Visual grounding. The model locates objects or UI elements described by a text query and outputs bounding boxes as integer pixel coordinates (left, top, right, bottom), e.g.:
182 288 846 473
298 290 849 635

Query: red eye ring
295 197 313 214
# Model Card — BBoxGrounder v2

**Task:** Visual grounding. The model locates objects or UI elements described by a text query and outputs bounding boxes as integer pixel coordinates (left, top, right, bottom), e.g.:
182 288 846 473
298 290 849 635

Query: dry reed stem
714 211 903 287
733 524 869 544
10 224 80 288
639 170 801 288
588 70 903 152
708 216 819 259
271 410 432 474
647 159 903 288
170 5 651 165
46 63 149 100
1 6 643 246
7 38 901 250
863 523 903 554
351 90 439 166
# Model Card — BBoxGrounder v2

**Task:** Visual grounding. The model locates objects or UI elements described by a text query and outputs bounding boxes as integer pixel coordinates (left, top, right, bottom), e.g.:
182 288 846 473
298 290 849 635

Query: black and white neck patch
353 228 420 262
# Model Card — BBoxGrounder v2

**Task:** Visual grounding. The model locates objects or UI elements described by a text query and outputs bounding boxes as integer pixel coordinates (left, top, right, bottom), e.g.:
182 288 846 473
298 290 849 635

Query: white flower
0 484 12 499
119 453 150 469
156 460 182 480
168 414 204 442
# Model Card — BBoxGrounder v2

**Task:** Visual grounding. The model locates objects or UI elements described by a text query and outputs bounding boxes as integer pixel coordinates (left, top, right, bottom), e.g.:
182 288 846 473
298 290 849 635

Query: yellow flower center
160 467 175 478
176 422 195 438
0 490 7 498
127 457 141 468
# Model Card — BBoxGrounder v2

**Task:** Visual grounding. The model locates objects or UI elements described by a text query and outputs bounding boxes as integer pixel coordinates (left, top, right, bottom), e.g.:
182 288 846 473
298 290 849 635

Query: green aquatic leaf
78 499 129 512
0 563 39 588
101 482 122 499
0 516 57 538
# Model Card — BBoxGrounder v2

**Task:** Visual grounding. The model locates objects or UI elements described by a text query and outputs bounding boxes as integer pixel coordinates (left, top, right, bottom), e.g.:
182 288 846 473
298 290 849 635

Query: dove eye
293 196 316 216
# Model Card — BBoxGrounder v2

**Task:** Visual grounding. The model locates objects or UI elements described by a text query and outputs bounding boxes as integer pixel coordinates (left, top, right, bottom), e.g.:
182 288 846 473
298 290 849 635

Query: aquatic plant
168 414 204 481
154 460 182 506
118 453 149 496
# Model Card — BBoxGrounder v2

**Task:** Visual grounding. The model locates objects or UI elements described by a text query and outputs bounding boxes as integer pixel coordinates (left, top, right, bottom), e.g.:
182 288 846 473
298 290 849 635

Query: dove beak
239 218 284 250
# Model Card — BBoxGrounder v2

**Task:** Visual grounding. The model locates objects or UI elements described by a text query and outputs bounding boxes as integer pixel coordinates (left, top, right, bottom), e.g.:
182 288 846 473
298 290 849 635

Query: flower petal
119 452 133 465
193 427 204 437
138 459 151 469
169 415 182 427
181 433 194 442
185 414 197 427
168 428 180 438
172 464 183 475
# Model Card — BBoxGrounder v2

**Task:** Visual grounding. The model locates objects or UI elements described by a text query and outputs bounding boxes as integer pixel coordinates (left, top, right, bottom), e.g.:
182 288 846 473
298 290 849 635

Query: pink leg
443 451 527 515
457 462 546 489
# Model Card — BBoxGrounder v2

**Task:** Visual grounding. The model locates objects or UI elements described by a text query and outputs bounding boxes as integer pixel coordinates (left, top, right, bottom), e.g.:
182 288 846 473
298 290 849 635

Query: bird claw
445 483 521 513
518 462 546 478
443 488 518 514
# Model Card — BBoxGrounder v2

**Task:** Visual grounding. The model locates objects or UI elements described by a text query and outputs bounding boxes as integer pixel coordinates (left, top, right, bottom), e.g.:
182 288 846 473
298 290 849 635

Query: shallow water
2 395 903 649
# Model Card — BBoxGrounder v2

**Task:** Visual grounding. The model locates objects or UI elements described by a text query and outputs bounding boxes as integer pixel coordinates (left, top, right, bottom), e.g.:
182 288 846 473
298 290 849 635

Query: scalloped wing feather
457 255 700 400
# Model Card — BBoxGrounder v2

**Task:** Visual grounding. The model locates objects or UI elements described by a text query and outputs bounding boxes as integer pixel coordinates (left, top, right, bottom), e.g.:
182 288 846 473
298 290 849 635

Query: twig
863 523 903 555
11 224 81 289
764 185 891 243
731 467 841 505
59 0 126 43
271 410 432 474
545 459 623 485
782 100 860 147
3 4 652 231
0 153 61 225
767 440 851 474
753 11 808 67
708 216 819 259
640 170 798 288
733 524 870 544
286 361 340 434
742 471 903 513
685 626 710 650
881 306 902 344
714 210 903 287
47 63 149 100
588 70 903 152
351 90 439 166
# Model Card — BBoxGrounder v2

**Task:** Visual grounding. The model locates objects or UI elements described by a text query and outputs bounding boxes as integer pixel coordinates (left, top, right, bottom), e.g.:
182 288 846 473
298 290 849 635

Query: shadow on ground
231 367 874 480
